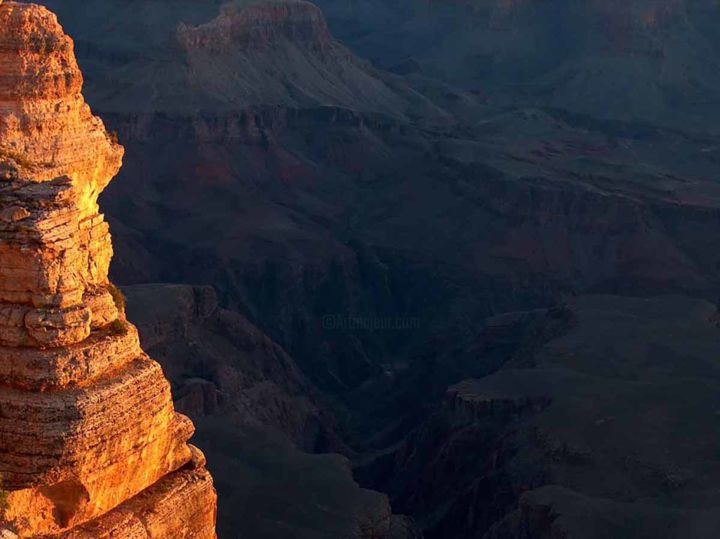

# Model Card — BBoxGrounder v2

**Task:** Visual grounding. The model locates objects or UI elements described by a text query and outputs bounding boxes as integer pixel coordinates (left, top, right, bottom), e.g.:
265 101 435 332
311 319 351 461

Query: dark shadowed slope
124 284 419 538
379 295 720 538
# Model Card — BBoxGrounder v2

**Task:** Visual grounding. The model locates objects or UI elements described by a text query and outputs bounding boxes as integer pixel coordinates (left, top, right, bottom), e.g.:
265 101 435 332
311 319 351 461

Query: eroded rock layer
0 2 217 536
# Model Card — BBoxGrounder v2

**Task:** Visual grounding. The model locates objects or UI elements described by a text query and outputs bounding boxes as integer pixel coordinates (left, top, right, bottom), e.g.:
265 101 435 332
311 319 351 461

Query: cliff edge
0 2 217 536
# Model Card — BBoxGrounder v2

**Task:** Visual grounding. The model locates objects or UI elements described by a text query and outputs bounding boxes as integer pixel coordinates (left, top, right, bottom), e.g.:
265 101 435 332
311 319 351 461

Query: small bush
108 319 127 336
107 283 126 312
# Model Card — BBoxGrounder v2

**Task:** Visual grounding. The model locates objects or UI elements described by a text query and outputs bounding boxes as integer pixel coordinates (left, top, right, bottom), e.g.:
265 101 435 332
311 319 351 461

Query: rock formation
0 2 217 536
122 284 343 453
175 0 437 116
378 296 720 538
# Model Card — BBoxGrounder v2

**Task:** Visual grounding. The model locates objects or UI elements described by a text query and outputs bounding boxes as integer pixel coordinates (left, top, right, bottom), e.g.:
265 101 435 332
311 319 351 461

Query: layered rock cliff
378 296 720 538
174 0 413 114
0 2 216 536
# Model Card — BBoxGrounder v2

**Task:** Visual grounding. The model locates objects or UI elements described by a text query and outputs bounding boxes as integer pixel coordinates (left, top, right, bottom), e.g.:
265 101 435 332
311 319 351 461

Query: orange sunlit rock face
0 2 217 537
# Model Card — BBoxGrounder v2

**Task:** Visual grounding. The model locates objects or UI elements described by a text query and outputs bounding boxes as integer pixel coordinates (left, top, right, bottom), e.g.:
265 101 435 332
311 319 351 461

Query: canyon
0 2 216 537
371 295 720 537
6 0 720 537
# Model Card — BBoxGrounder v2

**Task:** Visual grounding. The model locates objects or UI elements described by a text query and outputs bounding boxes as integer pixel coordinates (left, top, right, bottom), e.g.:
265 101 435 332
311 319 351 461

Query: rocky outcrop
174 0 440 115
0 2 216 536
122 283 343 452
42 0 441 118
177 0 334 52
380 296 720 538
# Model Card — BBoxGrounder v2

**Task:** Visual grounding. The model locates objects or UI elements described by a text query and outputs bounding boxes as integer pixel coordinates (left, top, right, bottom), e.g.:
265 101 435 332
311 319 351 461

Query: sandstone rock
0 2 216 536
177 0 333 52
172 0 440 117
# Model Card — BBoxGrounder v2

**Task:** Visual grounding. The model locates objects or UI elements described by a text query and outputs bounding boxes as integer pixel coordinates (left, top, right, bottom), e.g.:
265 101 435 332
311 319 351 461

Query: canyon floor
32 0 720 537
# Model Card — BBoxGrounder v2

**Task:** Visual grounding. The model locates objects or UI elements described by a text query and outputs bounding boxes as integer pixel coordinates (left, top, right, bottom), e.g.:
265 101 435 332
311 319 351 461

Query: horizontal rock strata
0 2 217 536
